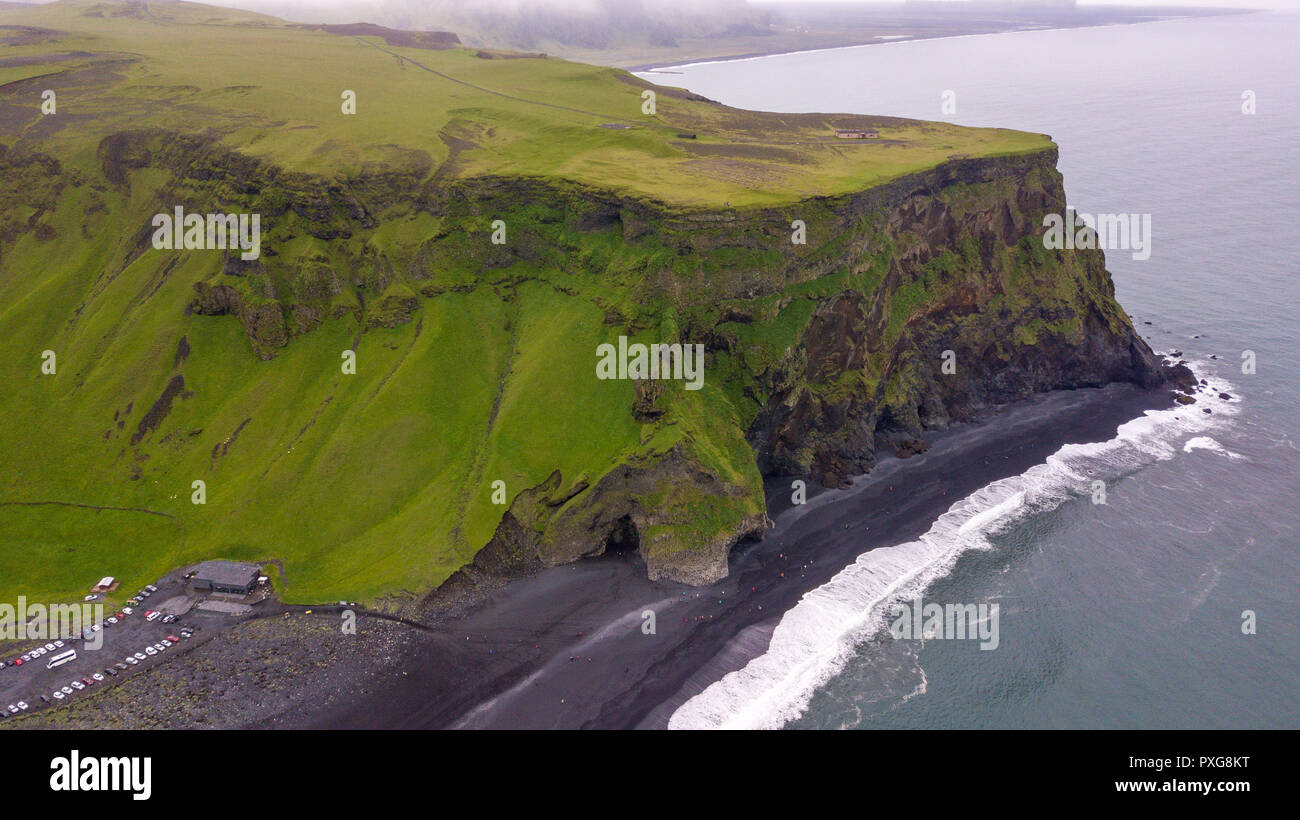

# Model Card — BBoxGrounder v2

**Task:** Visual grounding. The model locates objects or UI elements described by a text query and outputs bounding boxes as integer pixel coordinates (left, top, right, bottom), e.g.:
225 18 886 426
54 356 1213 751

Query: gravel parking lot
0 567 256 721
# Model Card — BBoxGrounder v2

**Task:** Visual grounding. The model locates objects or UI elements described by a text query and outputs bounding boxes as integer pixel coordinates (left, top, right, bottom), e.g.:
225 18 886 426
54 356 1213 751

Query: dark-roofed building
191 560 262 596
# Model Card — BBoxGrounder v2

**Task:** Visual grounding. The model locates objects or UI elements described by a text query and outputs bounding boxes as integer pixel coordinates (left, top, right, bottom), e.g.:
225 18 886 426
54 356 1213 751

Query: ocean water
640 11 1300 729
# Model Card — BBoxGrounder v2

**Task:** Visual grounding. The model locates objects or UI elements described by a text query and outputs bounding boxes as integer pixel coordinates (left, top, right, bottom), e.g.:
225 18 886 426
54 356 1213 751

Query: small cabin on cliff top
835 128 879 139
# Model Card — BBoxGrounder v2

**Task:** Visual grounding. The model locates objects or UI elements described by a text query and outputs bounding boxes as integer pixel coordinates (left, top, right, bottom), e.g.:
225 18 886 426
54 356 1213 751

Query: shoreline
298 382 1173 730
623 9 1253 73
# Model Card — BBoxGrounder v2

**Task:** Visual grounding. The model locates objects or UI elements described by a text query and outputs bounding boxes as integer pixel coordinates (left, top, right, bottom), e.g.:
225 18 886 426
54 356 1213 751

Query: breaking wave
668 364 1239 729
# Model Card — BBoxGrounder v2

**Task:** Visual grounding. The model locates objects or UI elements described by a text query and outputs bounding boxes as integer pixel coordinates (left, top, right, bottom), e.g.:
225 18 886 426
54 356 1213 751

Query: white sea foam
1183 436 1246 459
668 364 1239 730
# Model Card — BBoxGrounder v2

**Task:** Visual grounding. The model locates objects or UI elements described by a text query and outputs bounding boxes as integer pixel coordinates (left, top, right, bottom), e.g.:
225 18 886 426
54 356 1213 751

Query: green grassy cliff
0 0 1161 608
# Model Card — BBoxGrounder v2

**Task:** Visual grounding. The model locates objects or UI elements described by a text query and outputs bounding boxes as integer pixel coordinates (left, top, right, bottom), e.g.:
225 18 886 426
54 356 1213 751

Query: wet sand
304 383 1169 730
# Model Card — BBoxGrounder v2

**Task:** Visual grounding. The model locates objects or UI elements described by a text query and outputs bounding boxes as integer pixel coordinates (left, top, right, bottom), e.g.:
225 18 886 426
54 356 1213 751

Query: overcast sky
152 0 1299 11
27 0 1286 15
750 0 1290 6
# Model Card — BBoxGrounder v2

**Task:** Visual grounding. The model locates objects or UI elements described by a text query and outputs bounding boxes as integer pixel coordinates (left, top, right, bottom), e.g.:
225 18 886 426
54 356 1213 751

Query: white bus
45 649 76 669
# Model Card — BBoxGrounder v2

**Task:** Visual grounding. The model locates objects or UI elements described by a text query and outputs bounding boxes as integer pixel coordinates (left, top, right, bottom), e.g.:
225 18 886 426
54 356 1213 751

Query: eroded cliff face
733 151 1165 486
0 132 1168 599
427 148 1168 589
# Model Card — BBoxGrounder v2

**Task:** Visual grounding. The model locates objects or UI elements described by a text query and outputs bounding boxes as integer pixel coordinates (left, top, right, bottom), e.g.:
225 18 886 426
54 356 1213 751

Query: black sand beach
298 383 1170 730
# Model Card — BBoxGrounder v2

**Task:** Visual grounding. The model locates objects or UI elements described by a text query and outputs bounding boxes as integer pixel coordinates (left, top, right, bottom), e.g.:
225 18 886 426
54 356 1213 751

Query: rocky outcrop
731 152 1167 484
447 149 1169 580
189 282 287 360
442 444 769 587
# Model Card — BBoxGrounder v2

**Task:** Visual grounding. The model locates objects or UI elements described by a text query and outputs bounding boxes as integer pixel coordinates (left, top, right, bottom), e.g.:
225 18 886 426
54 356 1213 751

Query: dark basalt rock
742 151 1169 482
1162 361 1198 394
632 380 666 421
894 438 930 458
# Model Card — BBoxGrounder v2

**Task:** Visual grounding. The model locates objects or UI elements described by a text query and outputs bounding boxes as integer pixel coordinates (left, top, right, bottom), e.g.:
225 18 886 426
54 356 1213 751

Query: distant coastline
596 7 1256 72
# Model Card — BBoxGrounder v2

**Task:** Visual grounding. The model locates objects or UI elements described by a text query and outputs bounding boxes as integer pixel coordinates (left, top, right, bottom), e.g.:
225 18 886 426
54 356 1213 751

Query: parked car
154 643 166 652
144 647 157 656
125 657 139 666
61 686 72 695
52 691 65 700
80 677 93 686
133 652 146 661
160 640 172 648
122 607 133 615
12 658 22 667
145 611 160 622
105 668 118 677
166 635 180 642
43 643 56 652
53 640 64 648
114 662 128 670
146 585 158 592
6 704 17 714
16 701 28 711
106 617 118 625
91 673 104 682
70 681 84 691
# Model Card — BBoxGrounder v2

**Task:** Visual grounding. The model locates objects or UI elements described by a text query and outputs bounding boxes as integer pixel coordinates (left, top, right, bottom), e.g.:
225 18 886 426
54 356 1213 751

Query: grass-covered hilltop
0 0 1166 608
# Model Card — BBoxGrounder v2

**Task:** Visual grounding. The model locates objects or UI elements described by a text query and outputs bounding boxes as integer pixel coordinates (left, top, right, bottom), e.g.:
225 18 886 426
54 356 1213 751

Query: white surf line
669 362 1240 729
1183 436 1246 459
